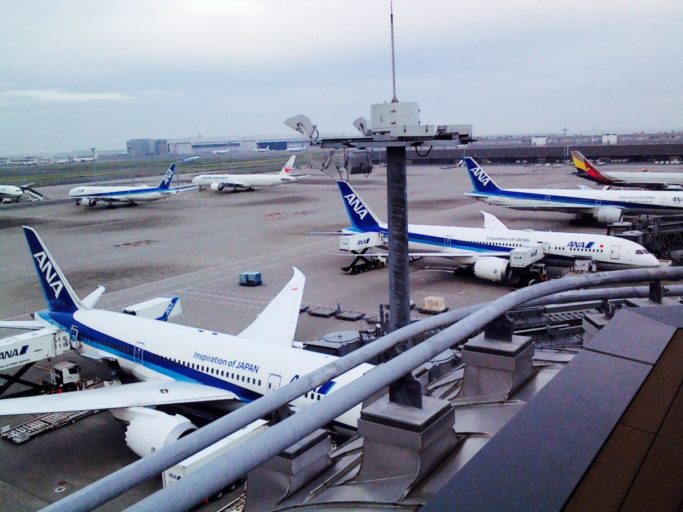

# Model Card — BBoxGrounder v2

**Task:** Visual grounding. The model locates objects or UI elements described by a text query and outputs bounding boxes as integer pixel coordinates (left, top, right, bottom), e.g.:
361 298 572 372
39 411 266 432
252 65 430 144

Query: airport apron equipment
44 266 683 512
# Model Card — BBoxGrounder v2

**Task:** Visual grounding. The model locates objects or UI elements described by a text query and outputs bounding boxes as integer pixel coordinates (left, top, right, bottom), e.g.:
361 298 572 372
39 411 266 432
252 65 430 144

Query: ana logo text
567 241 595 250
33 251 64 298
344 193 368 220
472 166 490 187
0 345 29 360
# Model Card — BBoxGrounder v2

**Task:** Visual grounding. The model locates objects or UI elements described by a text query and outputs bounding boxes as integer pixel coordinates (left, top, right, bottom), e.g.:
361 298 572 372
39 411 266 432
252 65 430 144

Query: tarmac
0 161 608 510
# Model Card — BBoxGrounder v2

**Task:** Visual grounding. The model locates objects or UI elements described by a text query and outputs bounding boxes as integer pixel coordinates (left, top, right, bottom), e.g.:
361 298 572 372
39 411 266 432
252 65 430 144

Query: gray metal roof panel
585 309 676 364
424 345 652 511
627 304 683 328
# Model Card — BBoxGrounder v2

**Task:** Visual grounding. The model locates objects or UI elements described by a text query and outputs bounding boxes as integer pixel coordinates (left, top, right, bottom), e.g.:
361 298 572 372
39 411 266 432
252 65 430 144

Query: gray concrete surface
0 162 610 510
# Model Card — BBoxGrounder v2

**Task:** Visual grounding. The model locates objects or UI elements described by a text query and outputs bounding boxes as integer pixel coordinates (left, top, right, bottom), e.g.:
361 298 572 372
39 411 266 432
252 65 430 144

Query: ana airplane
571 151 683 190
463 157 683 224
337 181 658 283
0 228 372 457
0 228 372 456
192 156 306 192
68 163 187 207
0 184 45 203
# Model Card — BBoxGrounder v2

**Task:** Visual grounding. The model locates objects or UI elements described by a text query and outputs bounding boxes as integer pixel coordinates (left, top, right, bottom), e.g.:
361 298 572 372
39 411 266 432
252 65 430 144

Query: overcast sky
1 0 682 155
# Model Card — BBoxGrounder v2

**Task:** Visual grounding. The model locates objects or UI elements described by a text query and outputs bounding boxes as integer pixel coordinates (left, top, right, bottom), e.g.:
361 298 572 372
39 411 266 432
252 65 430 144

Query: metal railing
43 267 683 512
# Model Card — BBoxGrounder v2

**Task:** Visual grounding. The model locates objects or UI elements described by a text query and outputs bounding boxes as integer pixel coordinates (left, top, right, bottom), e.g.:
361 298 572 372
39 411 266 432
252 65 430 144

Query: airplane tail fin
336 181 382 230
23 227 82 312
159 163 176 189
571 151 609 184
463 157 503 194
279 155 296 175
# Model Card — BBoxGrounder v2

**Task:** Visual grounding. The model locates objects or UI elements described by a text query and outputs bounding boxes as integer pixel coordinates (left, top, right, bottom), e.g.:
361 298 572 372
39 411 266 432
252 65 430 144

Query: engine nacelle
473 257 511 283
210 182 225 192
594 207 622 224
88 198 97 207
113 407 197 458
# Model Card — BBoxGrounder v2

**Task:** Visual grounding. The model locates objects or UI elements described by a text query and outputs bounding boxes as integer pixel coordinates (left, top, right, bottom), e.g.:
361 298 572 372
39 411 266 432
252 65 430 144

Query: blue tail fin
463 157 503 194
159 163 176 189
336 181 381 230
23 227 81 312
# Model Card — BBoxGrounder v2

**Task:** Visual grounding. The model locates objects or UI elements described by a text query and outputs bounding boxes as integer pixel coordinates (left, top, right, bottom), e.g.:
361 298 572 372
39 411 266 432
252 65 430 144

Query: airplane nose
647 254 660 267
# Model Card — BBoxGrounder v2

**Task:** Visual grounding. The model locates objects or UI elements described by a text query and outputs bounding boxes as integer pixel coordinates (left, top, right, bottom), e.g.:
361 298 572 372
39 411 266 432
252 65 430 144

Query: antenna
390 0 398 103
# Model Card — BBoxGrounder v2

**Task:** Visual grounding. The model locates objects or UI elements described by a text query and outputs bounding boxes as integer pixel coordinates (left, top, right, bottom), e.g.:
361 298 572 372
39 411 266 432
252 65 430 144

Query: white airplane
337 181 658 283
0 227 371 457
192 156 306 192
572 151 683 190
68 163 188 207
181 156 199 163
0 184 45 203
463 157 683 223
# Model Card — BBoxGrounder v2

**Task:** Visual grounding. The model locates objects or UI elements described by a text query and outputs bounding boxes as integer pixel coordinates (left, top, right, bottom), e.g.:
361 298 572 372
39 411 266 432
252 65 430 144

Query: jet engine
88 199 97 207
594 207 622 224
473 257 511 283
210 182 225 192
112 407 197 458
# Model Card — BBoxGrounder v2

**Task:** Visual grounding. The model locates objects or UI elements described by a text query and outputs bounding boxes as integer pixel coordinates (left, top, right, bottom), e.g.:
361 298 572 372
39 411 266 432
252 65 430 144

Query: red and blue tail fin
571 151 610 184
463 157 503 194
159 163 176 189
336 181 381 231
23 226 82 312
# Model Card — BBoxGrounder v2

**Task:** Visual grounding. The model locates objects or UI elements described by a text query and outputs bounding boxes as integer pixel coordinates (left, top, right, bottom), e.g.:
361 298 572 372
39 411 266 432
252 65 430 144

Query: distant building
602 134 618 145
531 136 547 146
126 139 168 157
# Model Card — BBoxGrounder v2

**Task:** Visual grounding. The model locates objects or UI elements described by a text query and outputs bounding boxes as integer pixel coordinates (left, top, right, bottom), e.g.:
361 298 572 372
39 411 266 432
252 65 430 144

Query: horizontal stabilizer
0 380 238 415
82 286 105 309
0 320 49 331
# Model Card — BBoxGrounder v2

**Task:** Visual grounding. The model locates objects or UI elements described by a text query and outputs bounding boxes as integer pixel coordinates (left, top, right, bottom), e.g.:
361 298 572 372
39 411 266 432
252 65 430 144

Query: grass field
0 152 318 187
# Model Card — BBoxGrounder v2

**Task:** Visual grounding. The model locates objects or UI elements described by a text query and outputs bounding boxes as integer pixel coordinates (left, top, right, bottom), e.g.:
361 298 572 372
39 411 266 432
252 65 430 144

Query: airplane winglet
481 211 508 231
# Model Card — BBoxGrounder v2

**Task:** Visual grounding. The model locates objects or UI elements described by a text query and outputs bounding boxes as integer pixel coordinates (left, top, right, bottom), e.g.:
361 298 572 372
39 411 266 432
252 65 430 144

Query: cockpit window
635 249 650 255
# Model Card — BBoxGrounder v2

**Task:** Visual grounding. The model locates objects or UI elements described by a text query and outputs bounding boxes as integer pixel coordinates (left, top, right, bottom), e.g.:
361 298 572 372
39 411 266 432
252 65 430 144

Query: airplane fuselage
348 222 659 269
0 185 24 202
192 173 296 191
68 185 178 204
595 170 683 188
469 187 683 215
39 308 369 428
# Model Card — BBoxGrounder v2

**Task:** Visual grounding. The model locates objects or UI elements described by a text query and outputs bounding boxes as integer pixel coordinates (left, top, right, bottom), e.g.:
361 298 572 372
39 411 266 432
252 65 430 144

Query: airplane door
134 343 145 364
69 326 81 350
267 374 282 393
610 245 621 260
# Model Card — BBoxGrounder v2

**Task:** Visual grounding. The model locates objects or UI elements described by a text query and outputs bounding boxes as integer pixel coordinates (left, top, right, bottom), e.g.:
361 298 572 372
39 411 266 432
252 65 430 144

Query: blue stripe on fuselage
346 225 512 254
477 189 678 211
41 311 262 403
70 187 173 199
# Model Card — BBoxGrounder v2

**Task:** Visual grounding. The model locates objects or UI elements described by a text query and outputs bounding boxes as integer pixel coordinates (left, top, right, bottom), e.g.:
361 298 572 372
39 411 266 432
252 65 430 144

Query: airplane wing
171 184 199 193
407 250 509 264
239 268 305 348
0 380 239 415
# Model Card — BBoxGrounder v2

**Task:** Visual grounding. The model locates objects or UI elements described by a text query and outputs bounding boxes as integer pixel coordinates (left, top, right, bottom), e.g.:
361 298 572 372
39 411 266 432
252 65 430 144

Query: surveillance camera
353 117 372 136
284 115 319 143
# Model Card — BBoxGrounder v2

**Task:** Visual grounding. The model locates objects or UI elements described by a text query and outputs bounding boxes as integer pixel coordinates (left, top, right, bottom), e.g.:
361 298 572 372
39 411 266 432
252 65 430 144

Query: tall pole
386 146 410 331
92 147 98 184
390 0 398 103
